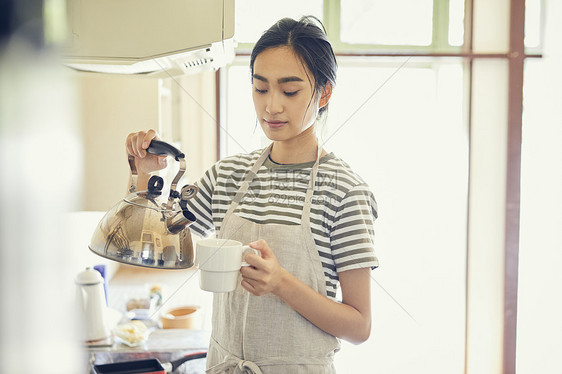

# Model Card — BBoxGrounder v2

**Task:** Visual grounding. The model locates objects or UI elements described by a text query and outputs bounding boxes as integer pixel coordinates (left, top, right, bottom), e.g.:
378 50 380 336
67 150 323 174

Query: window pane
325 59 467 373
222 58 468 372
340 0 434 46
517 60 562 374
234 0 323 44
524 0 542 49
448 0 465 46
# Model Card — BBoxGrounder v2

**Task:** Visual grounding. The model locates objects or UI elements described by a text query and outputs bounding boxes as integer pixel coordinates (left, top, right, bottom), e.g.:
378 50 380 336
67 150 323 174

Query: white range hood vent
64 0 235 77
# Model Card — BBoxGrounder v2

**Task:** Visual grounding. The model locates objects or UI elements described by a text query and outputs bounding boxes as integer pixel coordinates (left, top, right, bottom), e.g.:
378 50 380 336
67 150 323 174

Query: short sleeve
184 162 219 238
330 184 379 272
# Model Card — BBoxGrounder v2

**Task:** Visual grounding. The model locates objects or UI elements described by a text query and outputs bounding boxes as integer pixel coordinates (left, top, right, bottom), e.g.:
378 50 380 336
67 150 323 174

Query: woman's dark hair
250 16 338 118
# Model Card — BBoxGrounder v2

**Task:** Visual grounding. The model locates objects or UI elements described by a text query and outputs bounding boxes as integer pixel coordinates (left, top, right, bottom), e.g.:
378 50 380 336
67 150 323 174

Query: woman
127 16 378 373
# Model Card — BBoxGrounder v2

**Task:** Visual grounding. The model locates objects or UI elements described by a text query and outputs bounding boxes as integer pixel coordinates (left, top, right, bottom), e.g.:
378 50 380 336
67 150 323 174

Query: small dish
161 306 200 329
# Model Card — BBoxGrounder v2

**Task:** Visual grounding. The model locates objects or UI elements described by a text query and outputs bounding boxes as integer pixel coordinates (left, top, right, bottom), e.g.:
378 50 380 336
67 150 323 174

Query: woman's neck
269 127 326 164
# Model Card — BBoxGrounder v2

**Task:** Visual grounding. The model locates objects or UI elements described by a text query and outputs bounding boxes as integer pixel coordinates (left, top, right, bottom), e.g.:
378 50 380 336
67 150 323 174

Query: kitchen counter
87 329 210 373
106 265 214 331
85 260 213 373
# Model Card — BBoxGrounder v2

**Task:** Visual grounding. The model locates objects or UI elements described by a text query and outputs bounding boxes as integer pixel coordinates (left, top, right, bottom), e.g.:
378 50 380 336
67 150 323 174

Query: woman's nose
265 92 282 114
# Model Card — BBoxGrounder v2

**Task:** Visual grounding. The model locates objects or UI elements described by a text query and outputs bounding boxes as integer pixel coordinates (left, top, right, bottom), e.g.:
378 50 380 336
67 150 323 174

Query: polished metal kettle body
89 140 198 269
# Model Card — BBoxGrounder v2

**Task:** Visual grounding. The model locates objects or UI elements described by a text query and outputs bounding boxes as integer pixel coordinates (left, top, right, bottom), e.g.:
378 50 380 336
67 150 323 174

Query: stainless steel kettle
89 140 198 269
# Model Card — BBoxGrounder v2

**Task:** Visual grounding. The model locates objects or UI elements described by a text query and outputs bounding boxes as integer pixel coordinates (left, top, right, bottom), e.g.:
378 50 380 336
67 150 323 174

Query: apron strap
206 337 333 374
302 143 322 224
224 144 273 217
206 357 333 374
224 141 323 222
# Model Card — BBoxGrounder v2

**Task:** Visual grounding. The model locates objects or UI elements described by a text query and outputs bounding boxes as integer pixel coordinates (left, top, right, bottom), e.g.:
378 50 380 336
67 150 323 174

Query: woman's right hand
126 129 167 174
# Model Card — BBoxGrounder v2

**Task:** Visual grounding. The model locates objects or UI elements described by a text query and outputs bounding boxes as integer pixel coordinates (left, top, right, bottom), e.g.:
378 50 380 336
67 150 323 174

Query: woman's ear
318 81 333 109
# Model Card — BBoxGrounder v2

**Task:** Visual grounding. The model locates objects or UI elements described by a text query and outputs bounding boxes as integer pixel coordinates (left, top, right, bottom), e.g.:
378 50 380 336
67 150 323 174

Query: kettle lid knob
147 175 164 196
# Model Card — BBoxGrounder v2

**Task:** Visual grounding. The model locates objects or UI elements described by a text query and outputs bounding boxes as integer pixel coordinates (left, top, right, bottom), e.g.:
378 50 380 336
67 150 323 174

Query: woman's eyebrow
278 76 304 83
253 74 304 84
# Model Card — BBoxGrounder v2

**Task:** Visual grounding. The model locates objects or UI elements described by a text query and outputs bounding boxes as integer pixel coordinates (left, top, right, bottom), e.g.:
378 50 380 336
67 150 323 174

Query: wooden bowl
161 306 200 329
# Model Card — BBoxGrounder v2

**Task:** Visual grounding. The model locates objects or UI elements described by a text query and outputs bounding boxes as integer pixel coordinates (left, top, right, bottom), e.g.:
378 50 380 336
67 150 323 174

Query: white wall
76 73 160 211
75 71 218 212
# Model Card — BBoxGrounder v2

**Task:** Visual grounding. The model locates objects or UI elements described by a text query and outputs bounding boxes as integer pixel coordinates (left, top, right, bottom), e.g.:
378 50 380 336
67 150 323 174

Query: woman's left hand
240 239 287 296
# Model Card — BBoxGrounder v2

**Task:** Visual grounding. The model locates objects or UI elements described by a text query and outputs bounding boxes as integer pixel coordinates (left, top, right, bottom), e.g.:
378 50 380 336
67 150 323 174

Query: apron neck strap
226 144 272 214
226 142 322 219
302 143 322 222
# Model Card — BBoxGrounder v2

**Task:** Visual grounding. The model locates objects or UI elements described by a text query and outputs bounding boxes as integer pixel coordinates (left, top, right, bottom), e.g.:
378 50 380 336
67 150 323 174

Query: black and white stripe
186 148 378 300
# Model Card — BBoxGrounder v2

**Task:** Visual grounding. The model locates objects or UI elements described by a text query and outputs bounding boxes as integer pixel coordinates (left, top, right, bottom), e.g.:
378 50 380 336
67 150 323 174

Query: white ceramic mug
195 239 259 292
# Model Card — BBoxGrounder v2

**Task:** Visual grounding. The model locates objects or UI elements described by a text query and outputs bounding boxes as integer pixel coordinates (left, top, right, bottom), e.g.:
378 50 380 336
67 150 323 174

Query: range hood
64 0 235 77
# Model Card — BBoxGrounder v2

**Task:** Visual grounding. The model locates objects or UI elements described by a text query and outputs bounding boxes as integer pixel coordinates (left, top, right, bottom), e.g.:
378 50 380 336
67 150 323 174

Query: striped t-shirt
186 148 378 300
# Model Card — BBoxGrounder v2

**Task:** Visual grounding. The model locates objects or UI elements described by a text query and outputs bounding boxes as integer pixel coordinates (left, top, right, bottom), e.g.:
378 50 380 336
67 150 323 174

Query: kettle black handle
147 140 185 161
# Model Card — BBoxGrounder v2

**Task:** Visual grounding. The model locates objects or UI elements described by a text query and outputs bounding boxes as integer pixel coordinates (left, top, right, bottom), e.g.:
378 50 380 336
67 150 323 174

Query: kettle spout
166 209 197 234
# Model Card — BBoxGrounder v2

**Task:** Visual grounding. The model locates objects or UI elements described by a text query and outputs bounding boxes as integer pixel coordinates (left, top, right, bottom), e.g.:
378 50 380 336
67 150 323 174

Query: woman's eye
254 87 267 94
284 91 299 96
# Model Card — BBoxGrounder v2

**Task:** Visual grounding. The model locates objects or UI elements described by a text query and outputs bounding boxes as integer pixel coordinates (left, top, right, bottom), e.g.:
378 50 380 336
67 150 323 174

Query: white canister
75 268 109 341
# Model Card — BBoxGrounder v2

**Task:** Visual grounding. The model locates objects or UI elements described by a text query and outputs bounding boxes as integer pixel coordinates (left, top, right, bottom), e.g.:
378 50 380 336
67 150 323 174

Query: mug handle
241 246 260 267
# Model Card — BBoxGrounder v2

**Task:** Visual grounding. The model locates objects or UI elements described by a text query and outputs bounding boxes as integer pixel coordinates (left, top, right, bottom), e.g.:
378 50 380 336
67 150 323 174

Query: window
516 4 562 369
222 54 468 372
234 0 465 53
327 59 467 373
221 0 552 372
234 0 323 44
340 0 434 46
222 1 469 372
524 0 544 51
448 0 465 46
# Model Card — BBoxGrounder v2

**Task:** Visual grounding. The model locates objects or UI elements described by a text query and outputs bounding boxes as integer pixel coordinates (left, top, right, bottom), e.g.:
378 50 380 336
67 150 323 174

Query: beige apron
206 144 340 374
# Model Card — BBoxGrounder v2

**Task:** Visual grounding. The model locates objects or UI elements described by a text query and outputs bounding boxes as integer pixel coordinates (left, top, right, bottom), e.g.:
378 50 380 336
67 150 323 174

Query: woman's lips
264 119 287 128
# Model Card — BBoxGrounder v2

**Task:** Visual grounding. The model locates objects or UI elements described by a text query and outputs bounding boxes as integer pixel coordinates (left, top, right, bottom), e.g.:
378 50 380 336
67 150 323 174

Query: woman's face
252 46 320 143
